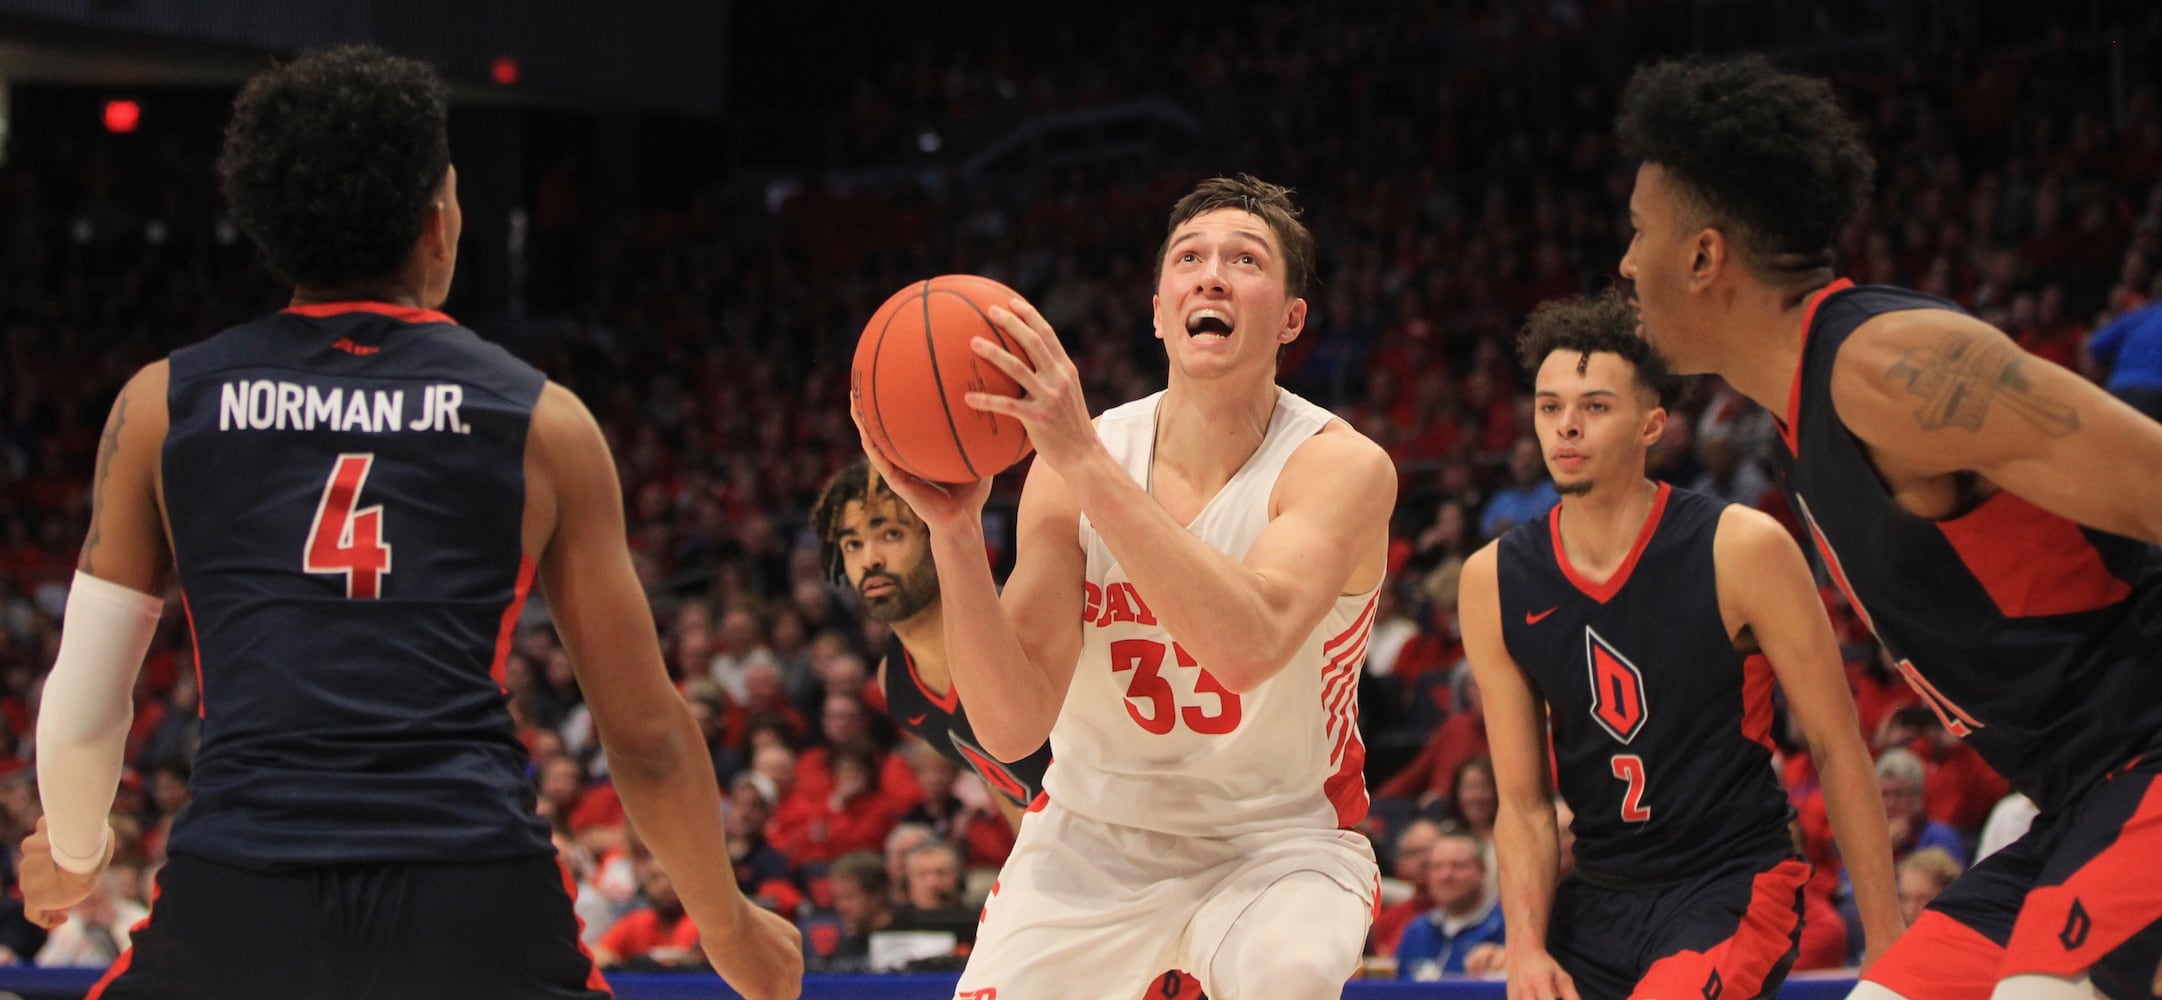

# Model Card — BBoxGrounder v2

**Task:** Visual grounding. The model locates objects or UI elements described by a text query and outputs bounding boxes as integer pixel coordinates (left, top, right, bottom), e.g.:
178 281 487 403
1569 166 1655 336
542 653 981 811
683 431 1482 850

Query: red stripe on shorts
1635 859 1809 1000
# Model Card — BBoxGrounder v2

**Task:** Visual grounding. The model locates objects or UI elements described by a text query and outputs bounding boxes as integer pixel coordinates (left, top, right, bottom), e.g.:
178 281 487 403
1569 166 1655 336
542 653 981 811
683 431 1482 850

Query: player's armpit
78 361 173 594
1203 427 1396 689
1831 311 2162 544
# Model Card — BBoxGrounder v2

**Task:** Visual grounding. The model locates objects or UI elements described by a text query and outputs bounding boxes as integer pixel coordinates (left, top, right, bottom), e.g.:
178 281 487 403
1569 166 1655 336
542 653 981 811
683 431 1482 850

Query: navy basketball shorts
1548 852 1810 1000
1864 760 2162 1000
86 852 611 1000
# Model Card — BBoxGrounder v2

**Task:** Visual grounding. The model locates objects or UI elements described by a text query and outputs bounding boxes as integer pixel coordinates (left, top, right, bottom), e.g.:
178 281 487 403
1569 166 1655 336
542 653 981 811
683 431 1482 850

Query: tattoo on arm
1885 330 2080 437
79 390 131 575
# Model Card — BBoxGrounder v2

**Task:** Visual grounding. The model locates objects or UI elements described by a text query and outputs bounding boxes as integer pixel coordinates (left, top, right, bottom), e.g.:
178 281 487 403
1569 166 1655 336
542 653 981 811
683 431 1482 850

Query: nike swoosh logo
1526 606 1560 625
907 714 929 726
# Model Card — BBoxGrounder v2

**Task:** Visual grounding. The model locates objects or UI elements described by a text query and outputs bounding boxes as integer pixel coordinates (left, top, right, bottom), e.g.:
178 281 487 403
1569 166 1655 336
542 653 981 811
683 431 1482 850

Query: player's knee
1989 973 2101 999
1211 921 1351 1000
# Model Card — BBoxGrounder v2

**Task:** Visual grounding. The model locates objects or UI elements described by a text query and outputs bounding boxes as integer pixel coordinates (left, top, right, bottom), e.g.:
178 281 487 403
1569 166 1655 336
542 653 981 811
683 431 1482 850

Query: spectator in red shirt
593 861 702 970
895 741 1014 871
767 742 905 868
1876 709 2011 834
1377 673 1491 809
793 694 917 807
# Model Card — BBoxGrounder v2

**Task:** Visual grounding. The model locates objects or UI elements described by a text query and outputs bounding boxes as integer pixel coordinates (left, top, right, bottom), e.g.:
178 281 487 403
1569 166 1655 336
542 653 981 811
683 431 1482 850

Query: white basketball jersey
1046 387 1380 839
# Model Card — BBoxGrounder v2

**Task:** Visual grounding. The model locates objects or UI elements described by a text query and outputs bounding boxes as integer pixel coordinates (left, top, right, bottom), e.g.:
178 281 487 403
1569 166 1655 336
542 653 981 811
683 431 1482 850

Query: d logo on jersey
1585 627 1648 744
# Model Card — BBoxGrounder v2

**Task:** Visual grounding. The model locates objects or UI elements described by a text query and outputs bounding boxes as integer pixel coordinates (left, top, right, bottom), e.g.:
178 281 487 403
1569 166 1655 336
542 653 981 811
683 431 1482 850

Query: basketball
852 274 1036 484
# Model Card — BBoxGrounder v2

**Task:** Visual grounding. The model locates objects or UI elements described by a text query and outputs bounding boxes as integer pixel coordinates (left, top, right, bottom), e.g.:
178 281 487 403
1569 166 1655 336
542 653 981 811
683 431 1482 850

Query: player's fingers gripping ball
853 274 1036 484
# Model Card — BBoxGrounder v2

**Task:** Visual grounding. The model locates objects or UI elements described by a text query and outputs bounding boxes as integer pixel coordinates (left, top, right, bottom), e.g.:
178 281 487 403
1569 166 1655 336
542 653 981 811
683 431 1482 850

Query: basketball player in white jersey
855 174 1397 1000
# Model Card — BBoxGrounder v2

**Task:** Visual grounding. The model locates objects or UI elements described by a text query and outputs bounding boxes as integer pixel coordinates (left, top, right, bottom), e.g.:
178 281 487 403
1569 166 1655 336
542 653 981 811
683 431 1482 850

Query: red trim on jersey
1863 910 2005 1000
1777 278 1854 455
1325 593 1378 653
1936 490 2133 618
1550 482 1671 604
1635 858 1809 1000
2005 775 2162 978
283 300 455 325
904 647 960 714
490 556 539 691
1026 792 1049 814
1325 725 1370 828
181 590 205 718
1741 653 1777 752
85 873 161 1000
1321 594 1378 745
555 858 616 994
1323 594 1380 828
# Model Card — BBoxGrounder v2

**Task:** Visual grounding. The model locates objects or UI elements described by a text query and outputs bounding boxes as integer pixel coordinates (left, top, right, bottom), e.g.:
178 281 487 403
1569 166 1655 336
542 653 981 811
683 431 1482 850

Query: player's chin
1555 476 1596 498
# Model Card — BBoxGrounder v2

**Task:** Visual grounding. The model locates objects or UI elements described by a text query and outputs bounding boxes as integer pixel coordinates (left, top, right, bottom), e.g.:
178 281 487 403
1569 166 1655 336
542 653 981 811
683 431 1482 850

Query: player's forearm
37 573 162 872
1814 735 1905 949
604 702 751 937
1492 799 1562 953
1062 451 1295 692
928 528 1061 762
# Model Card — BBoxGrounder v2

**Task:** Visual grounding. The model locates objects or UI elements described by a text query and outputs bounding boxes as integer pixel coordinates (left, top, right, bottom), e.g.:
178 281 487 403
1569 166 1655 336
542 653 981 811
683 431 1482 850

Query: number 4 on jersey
305 453 392 598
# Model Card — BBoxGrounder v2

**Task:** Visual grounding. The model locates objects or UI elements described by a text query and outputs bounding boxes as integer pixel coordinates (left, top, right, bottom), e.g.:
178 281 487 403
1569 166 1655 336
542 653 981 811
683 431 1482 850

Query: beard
1556 477 1595 497
859 557 940 623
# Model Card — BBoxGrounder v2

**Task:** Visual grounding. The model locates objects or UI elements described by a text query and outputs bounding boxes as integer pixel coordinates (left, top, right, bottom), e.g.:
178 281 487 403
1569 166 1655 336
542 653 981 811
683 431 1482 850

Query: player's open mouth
1186 310 1234 341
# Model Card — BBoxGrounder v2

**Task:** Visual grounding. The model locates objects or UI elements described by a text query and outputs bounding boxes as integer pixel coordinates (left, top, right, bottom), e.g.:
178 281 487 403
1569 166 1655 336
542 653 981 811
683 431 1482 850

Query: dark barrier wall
0 968 1865 1000
0 0 729 114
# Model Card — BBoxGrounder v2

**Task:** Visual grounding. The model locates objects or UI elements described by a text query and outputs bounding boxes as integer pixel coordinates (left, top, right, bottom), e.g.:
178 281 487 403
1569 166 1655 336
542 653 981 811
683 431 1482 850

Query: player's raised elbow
984 730 1050 767
1207 645 1297 695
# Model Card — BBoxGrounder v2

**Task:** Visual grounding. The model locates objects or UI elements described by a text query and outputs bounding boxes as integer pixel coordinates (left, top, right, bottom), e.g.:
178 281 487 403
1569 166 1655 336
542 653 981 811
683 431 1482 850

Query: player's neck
892 602 949 691
290 284 428 310
1707 278 1832 417
1555 478 1660 580
1153 379 1279 489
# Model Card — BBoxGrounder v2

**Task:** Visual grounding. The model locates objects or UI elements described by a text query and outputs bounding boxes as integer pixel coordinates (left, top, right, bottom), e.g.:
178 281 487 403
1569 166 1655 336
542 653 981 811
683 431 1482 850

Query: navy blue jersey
881 634 1050 808
161 302 552 869
1779 280 2162 812
1498 485 1792 884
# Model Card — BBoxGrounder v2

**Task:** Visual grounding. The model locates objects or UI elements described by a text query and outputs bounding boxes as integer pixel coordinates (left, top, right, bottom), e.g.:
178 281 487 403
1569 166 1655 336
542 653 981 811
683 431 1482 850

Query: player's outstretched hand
851 398 992 534
1505 947 1581 1000
20 817 113 929
706 901 804 1000
967 297 1098 474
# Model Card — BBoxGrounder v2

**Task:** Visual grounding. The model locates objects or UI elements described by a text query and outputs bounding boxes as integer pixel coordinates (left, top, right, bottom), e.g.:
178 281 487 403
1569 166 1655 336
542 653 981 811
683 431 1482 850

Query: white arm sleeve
37 571 163 874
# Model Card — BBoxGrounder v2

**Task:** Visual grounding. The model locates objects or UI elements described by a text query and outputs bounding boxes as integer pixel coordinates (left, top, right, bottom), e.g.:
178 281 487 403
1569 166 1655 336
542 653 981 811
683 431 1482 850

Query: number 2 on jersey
1610 753 1651 823
304 453 392 598
1110 638 1242 735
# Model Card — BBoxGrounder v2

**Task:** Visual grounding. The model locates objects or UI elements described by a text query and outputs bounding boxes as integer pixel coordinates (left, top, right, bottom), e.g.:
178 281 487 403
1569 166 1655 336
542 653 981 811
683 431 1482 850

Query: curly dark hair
1618 55 1874 280
1155 174 1317 299
1515 291 1683 409
219 45 451 289
810 456 917 548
